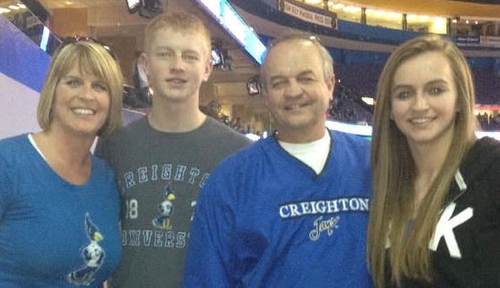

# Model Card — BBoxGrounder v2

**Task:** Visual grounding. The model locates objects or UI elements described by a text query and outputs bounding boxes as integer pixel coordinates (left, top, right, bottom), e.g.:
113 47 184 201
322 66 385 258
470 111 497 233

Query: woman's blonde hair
368 34 477 287
37 40 123 137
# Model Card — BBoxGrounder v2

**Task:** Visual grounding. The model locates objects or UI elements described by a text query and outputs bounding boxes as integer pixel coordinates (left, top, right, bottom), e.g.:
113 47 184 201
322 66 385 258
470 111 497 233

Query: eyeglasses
58 36 117 60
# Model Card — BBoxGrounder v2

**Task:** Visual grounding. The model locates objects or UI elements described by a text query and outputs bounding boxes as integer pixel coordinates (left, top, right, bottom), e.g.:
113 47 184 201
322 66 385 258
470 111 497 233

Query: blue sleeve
183 165 237 287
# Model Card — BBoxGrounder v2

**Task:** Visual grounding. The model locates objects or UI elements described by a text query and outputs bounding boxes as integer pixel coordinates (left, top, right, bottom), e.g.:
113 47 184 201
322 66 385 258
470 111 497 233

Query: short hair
260 32 334 89
144 12 212 59
37 41 123 137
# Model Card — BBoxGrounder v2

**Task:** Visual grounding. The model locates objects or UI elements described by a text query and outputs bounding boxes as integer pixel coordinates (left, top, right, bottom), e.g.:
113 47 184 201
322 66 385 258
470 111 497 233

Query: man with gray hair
184 33 373 287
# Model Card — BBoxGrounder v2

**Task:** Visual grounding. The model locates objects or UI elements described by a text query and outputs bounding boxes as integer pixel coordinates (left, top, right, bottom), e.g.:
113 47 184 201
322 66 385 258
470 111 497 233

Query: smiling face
50 64 110 137
143 27 212 104
390 51 458 147
262 39 334 143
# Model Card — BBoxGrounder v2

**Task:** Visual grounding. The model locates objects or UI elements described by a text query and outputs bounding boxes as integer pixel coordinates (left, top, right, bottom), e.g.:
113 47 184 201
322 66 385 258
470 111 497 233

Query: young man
184 34 374 287
95 12 252 288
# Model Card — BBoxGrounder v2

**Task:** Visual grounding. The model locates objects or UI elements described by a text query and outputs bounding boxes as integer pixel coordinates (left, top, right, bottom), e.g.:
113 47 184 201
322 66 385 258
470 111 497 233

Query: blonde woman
368 34 500 287
0 38 123 287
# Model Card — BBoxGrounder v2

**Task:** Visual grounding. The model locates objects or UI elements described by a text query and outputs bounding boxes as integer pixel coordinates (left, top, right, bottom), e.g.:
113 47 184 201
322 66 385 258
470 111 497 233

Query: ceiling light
8 5 19 10
435 17 446 22
418 15 430 21
305 0 322 4
407 14 417 21
387 12 400 18
343 6 361 13
332 3 344 10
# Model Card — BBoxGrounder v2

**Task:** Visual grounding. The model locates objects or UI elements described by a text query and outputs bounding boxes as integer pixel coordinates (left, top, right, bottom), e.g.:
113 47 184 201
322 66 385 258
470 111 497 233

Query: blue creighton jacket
184 130 373 288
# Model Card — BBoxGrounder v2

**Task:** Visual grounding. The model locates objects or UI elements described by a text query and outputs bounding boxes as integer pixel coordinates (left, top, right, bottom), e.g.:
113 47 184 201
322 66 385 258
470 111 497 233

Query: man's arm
183 172 236 287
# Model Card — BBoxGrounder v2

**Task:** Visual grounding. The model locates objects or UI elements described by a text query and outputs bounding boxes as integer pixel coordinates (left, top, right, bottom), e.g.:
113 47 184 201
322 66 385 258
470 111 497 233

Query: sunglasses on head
59 36 117 60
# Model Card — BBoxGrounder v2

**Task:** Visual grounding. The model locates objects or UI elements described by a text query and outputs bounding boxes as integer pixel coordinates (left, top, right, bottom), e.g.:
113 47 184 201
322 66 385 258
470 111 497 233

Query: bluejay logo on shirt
67 213 105 286
279 197 369 241
152 183 176 230
119 163 207 249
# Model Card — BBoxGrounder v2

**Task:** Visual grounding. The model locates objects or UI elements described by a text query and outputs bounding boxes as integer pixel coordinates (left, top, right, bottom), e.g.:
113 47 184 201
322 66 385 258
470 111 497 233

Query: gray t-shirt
95 116 252 288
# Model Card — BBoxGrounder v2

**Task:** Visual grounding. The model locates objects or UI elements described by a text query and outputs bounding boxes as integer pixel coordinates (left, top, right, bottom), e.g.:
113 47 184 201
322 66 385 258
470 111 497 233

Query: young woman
0 38 123 287
368 34 500 288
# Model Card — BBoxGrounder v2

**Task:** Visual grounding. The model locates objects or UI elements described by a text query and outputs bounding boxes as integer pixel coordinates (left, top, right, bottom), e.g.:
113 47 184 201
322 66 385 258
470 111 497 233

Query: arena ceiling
2 0 500 85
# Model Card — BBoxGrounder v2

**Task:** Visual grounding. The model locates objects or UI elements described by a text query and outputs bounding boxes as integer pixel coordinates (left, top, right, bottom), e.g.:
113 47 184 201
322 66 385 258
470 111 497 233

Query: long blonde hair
368 35 477 287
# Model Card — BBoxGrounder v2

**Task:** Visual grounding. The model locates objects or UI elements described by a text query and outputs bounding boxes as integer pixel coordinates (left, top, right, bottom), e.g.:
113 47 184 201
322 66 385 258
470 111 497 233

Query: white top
278 130 330 174
28 133 46 160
